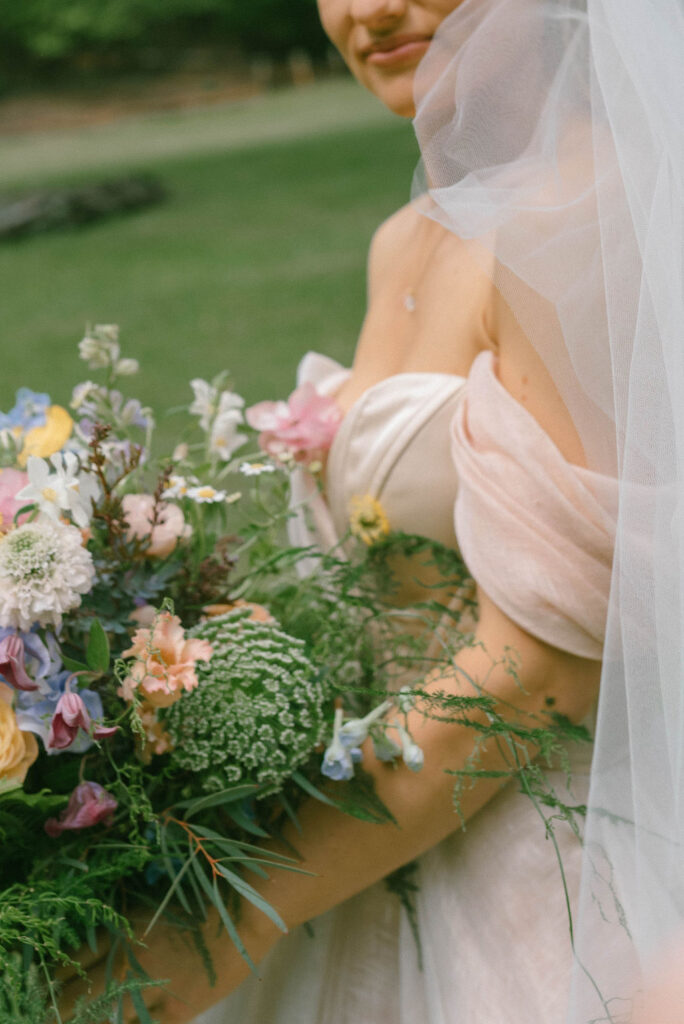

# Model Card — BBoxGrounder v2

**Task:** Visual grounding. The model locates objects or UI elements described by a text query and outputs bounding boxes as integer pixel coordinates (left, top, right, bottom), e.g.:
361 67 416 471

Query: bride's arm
70 589 597 1024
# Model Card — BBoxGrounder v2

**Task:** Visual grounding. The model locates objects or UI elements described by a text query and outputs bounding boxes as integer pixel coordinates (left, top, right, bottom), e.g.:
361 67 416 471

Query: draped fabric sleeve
451 351 618 660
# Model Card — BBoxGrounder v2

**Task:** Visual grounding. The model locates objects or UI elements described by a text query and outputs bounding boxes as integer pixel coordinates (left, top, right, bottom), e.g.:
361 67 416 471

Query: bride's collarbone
340 275 494 408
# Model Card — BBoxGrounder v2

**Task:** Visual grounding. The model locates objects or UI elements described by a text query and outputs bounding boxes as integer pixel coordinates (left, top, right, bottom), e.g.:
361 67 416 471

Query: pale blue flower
0 388 50 432
321 707 355 781
321 744 355 781
338 698 394 749
396 721 424 773
371 730 402 763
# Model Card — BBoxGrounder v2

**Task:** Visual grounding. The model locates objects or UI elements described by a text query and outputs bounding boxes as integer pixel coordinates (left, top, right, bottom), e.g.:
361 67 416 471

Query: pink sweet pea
0 469 30 532
246 383 342 466
45 781 117 838
47 689 118 750
0 634 38 691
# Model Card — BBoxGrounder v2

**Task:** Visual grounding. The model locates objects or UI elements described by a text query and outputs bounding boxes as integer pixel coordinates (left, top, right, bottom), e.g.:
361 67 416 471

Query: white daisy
239 461 276 477
163 474 192 500
186 485 227 504
0 517 95 630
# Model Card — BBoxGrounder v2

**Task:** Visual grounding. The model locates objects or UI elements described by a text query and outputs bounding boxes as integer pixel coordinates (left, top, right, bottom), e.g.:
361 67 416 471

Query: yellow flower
0 694 38 787
18 406 73 467
349 494 390 546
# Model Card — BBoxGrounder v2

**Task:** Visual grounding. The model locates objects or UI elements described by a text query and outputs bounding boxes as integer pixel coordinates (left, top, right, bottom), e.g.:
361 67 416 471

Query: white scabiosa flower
0 518 95 630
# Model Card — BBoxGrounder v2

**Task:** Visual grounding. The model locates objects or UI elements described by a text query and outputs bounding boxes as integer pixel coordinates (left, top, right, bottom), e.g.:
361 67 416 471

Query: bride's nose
350 0 408 29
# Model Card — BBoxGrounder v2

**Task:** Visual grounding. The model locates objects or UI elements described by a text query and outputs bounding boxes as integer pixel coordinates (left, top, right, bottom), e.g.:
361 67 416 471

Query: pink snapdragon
47 687 118 750
0 634 38 692
246 383 342 466
122 494 191 558
45 781 117 837
119 611 213 708
0 469 29 532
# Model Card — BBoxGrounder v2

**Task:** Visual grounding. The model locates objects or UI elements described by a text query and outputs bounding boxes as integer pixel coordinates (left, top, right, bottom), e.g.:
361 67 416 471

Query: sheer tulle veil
411 0 684 1018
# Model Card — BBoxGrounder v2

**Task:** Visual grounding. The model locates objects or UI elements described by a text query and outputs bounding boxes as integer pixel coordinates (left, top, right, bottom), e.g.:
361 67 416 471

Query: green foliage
0 0 329 82
0 953 46 1024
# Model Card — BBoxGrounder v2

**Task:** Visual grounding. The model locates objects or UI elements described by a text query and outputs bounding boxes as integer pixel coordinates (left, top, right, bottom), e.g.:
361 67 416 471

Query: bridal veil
412 0 684 1018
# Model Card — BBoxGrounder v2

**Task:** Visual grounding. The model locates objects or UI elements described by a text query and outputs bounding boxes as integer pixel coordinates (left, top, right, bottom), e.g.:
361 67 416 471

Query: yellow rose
0 699 39 786
18 406 73 466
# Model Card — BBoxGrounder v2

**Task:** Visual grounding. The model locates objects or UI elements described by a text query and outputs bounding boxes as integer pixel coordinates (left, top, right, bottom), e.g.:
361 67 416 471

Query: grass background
0 81 419 449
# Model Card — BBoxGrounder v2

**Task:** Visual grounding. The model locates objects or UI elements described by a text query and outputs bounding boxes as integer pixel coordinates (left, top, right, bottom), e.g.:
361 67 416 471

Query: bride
68 1 684 1021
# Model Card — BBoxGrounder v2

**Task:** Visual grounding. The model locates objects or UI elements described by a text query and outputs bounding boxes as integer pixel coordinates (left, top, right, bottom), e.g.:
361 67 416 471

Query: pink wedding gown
195 349 615 1024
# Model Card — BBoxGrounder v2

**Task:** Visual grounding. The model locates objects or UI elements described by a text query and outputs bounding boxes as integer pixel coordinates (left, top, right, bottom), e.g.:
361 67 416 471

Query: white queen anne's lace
0 518 95 630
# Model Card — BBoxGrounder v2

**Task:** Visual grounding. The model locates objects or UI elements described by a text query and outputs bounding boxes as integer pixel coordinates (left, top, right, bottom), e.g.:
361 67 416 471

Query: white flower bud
114 358 139 377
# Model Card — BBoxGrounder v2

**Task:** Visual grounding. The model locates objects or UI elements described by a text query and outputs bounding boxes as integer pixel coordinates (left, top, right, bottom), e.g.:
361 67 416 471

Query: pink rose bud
45 781 117 838
47 689 117 750
0 634 38 691
246 383 342 466
122 494 191 558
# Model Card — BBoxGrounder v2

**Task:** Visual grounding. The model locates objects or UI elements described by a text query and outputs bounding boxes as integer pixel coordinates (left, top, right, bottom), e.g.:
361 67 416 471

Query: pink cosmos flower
0 469 29 532
122 494 191 558
246 383 342 466
119 611 213 709
45 781 117 838
47 688 118 750
0 634 38 691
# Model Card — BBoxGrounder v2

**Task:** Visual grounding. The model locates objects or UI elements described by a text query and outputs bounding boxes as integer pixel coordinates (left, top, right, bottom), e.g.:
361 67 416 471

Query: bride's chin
362 70 417 119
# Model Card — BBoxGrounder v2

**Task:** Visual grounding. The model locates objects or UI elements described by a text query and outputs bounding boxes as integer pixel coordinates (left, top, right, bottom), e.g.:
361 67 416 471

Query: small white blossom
225 491 242 504
163 475 191 499
395 721 424 773
0 517 95 630
239 461 276 477
172 443 189 462
70 381 103 411
186 485 227 504
114 358 139 377
78 325 120 369
17 454 100 528
190 379 245 441
189 379 216 432
210 408 247 461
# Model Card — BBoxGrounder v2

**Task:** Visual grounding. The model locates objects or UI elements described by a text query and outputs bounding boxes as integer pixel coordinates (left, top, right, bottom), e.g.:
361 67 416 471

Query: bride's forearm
240 587 600 947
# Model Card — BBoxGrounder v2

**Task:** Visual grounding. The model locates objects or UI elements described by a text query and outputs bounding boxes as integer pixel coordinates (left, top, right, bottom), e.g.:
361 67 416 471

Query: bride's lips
362 34 433 68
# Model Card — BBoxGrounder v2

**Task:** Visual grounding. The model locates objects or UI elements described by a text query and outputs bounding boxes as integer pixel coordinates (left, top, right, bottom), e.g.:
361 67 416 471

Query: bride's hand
57 906 276 1023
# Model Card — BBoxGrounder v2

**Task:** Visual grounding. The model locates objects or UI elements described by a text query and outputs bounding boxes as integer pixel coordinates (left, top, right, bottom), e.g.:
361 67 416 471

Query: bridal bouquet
0 326 468 1023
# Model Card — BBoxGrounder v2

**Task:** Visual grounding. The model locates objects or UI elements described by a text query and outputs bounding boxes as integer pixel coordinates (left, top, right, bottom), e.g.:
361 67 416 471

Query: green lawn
0 83 419 450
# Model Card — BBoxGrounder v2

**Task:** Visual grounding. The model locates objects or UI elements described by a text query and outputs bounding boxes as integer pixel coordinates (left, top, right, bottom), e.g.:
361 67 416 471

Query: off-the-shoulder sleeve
451 352 617 659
